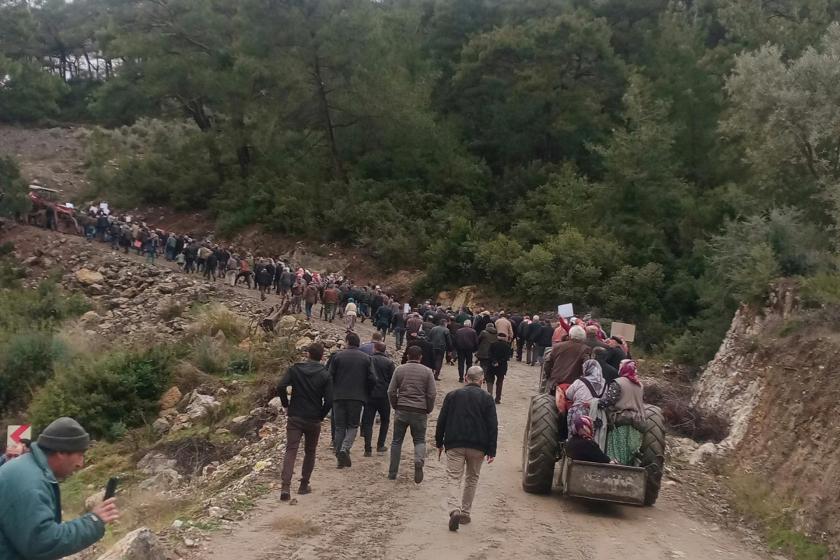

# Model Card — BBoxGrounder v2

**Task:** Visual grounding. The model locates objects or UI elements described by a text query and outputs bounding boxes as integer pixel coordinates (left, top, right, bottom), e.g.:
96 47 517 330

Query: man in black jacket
525 315 542 365
362 342 395 457
277 343 333 501
329 332 377 468
435 366 498 532
402 332 435 370
454 320 479 382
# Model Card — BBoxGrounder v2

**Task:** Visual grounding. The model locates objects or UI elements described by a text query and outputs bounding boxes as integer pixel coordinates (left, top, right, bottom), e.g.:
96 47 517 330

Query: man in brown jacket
387 345 436 483
543 325 591 390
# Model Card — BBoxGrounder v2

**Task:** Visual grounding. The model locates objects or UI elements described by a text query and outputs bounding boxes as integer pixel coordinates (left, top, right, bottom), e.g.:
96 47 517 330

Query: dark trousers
432 348 445 376
516 338 525 361
389 410 428 477
362 396 391 451
281 416 321 488
333 399 365 453
457 350 473 381
485 362 508 400
394 329 405 350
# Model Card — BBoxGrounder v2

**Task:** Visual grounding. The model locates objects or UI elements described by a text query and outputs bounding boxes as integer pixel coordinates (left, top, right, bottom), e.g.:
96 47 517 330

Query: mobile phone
104 477 119 500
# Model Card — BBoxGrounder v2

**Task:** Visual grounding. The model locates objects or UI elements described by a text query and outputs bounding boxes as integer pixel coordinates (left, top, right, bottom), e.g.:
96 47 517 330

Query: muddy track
201 320 766 560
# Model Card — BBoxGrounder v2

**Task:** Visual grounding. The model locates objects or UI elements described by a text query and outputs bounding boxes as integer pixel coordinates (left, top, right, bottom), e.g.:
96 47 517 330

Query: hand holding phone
104 477 119 500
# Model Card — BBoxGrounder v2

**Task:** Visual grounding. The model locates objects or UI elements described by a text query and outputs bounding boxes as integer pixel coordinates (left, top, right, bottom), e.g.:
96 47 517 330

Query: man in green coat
0 417 120 559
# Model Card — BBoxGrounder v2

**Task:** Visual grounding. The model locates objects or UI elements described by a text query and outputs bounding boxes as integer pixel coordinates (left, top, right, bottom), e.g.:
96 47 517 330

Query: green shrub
0 279 88 331
188 304 247 342
29 348 172 441
0 331 65 413
800 273 840 307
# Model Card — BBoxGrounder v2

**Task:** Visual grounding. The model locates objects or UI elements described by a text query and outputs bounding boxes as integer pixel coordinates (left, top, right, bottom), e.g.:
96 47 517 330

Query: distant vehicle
27 184 81 235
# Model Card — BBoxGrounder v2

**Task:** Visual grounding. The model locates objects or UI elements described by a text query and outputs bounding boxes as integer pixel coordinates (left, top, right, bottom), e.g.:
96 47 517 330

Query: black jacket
516 320 530 341
277 361 333 420
565 437 611 464
435 384 498 457
402 337 435 370
370 352 396 400
536 325 554 348
454 326 479 352
375 306 394 328
391 312 406 330
329 348 376 402
597 357 619 383
605 346 626 369
526 321 542 343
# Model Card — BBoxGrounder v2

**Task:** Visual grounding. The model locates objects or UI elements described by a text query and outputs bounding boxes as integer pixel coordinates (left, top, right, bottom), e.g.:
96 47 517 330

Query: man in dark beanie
0 417 120 559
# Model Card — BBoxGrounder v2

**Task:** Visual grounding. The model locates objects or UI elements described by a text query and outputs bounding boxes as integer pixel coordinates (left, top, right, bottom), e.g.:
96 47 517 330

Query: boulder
85 490 105 512
158 386 182 410
95 528 168 560
80 311 101 324
295 337 311 350
185 392 221 421
138 469 181 492
137 452 177 475
688 442 718 466
152 417 170 435
75 268 105 286
267 396 284 413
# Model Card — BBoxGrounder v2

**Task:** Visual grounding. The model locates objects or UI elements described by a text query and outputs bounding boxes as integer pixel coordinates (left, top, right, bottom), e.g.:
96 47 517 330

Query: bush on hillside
29 348 172 441
0 331 65 414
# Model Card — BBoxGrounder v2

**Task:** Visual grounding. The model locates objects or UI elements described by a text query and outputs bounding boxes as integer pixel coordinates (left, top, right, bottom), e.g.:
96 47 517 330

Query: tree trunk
311 54 347 184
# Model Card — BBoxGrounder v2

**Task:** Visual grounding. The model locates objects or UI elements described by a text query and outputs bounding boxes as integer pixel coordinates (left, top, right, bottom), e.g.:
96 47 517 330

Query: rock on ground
95 528 168 560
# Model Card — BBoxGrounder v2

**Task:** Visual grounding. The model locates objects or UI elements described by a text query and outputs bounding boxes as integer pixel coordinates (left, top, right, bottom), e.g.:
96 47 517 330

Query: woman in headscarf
602 360 646 465
565 359 608 450
565 416 611 464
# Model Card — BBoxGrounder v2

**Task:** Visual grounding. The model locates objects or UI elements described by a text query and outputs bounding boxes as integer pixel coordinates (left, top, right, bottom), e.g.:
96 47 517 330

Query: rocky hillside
693 282 839 550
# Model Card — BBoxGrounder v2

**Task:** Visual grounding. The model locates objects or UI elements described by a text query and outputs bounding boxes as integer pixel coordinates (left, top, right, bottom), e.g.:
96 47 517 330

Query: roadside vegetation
3 1 840 366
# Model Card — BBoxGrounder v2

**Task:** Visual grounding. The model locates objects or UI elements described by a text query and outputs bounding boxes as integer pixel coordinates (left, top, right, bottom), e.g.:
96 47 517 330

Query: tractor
522 354 666 506
26 185 81 235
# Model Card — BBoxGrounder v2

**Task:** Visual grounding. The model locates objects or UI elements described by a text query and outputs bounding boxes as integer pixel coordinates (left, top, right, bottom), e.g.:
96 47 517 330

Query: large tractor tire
522 393 559 494
639 404 666 506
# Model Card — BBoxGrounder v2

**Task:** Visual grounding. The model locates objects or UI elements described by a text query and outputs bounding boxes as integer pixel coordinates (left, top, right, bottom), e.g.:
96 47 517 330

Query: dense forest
1 0 839 364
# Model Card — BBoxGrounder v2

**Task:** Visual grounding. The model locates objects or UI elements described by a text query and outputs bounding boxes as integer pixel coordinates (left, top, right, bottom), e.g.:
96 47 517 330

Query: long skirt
607 425 642 465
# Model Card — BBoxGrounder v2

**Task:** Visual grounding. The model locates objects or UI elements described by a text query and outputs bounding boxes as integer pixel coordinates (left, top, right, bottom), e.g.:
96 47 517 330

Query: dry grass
271 516 322 537
188 303 247 342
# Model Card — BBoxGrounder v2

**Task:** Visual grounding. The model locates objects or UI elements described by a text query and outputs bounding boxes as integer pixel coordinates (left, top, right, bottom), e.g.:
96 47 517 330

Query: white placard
403 303 410 314
557 303 574 318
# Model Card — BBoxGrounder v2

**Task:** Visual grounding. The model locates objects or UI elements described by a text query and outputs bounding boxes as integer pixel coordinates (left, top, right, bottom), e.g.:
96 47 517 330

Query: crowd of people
0 206 645 555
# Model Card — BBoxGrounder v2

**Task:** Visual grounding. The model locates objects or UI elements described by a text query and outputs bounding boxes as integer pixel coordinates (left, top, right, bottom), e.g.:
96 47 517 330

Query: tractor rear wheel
639 404 666 506
522 393 559 494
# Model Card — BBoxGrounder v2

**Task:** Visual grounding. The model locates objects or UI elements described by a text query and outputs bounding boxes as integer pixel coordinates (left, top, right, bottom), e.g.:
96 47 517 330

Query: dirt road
203 319 766 560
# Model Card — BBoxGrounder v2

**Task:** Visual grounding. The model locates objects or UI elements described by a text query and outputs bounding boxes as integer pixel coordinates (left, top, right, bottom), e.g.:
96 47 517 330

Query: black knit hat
37 417 90 452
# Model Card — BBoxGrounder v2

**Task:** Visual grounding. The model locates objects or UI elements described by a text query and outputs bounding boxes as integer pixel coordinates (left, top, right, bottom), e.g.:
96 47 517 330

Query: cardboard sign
557 303 574 318
610 322 636 343
6 424 31 448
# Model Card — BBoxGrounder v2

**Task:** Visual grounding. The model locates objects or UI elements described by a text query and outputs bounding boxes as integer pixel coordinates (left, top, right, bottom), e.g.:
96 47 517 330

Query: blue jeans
388 410 427 477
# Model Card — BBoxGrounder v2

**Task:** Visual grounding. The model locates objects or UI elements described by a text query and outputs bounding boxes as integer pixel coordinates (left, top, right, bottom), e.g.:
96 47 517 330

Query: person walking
435 366 498 532
488 332 511 404
329 332 376 468
427 318 453 380
387 345 436 483
525 315 542 365
374 304 393 338
322 284 340 322
0 417 120 559
476 323 497 373
362 342 395 457
344 298 358 331
454 319 479 383
391 308 407 350
277 343 333 501
304 282 320 319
